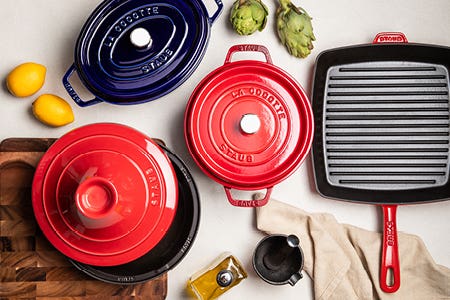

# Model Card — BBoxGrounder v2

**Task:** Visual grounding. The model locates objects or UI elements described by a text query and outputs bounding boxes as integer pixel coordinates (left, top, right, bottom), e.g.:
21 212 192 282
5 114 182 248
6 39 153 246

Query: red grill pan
311 33 450 293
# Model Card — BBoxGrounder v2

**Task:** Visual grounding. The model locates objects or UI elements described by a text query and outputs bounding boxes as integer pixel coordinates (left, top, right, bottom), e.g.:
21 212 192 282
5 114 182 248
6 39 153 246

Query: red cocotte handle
373 32 408 44
380 205 400 293
224 187 273 207
224 44 273 64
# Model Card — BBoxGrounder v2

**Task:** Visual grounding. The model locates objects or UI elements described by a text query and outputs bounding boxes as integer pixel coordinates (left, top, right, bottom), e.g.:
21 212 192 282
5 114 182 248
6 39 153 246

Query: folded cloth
254 194 450 300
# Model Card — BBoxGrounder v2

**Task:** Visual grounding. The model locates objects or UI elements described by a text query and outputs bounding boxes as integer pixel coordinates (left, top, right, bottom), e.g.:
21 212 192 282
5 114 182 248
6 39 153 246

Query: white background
1 1 449 299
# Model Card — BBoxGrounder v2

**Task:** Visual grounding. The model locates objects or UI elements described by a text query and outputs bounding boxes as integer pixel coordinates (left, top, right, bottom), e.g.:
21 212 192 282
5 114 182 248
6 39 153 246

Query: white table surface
1 1 449 299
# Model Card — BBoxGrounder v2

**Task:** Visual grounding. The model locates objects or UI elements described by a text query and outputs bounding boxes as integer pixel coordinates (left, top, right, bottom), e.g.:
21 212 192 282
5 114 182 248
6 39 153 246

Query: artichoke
230 0 269 35
277 0 315 58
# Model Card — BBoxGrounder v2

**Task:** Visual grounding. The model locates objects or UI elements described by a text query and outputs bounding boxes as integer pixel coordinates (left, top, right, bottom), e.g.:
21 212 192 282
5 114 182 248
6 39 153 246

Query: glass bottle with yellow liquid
187 252 247 299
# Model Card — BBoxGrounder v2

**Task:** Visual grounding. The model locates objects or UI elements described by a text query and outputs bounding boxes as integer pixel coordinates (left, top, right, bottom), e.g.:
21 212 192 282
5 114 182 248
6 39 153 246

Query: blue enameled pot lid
63 0 223 106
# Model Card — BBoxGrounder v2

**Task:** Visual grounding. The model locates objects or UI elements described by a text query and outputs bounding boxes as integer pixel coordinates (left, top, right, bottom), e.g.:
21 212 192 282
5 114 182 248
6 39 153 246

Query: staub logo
117 276 136 282
385 221 396 246
379 35 404 42
237 44 260 52
374 33 407 44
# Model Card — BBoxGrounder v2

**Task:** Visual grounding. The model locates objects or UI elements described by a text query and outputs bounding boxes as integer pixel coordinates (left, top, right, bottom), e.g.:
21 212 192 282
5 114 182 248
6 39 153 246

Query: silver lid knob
130 27 152 48
240 114 261 134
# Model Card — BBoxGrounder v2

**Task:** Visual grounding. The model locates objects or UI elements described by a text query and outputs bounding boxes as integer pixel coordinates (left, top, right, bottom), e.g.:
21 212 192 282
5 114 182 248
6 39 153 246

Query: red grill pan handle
380 206 400 293
373 32 407 294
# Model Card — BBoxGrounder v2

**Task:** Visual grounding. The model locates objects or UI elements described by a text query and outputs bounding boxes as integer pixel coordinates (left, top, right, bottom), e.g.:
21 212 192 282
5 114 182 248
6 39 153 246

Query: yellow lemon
32 94 74 127
6 62 47 97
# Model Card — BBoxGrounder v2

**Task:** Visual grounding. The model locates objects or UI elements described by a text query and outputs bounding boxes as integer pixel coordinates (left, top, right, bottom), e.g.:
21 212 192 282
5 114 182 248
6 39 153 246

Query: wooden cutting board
0 138 167 300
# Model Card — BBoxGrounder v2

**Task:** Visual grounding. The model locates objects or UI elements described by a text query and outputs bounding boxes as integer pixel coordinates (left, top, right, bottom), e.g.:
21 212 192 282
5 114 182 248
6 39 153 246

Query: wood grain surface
0 138 167 300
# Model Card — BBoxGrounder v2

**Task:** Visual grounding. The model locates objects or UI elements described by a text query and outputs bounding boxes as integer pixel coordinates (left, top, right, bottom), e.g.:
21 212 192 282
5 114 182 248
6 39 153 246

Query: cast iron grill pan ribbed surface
312 43 450 204
324 61 449 190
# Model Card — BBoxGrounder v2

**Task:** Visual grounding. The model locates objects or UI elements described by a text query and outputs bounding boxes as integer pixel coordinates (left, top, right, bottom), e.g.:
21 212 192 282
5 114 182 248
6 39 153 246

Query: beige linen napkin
254 194 450 300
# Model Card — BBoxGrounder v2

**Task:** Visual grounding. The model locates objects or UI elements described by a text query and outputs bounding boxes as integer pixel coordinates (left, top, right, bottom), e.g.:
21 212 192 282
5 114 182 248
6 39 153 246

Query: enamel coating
185 45 314 207
32 123 178 266
63 0 223 106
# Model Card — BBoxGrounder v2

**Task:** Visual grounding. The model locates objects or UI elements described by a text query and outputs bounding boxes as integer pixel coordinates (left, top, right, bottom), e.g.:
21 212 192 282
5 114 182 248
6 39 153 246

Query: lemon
6 62 46 97
32 94 74 127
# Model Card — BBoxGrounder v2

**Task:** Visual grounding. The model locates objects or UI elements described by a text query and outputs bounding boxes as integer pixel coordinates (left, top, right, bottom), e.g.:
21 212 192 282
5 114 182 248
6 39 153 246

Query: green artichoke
277 0 315 58
230 0 269 35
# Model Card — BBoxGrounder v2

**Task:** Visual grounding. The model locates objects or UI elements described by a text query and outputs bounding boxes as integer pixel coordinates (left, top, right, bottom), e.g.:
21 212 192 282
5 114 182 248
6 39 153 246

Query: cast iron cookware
32 123 178 267
185 44 314 207
312 32 450 293
70 143 200 284
63 0 223 106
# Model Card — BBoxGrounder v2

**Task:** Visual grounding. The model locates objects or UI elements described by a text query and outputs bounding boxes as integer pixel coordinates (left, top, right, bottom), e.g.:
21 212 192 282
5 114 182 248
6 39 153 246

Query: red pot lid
32 123 178 266
185 45 314 190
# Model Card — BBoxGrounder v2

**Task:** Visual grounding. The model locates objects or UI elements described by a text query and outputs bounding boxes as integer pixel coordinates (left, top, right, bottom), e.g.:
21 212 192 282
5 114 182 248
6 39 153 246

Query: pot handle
224 186 273 207
62 64 103 107
373 32 408 44
224 44 273 65
206 0 224 24
380 205 400 293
